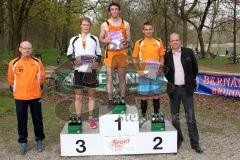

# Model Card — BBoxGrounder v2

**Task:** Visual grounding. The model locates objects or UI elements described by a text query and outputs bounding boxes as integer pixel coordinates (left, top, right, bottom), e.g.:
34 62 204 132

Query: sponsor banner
55 70 240 98
97 71 138 91
196 73 240 98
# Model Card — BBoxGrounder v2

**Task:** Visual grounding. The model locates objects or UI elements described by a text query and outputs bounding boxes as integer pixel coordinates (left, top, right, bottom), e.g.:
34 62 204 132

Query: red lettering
215 77 223 86
204 76 210 84
212 87 217 94
209 76 215 85
237 78 240 87
230 78 238 88
217 88 223 95
236 90 240 98
112 139 130 146
227 89 234 97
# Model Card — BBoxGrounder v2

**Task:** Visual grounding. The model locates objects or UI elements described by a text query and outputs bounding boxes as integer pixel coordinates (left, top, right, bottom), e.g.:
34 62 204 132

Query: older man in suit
164 33 203 154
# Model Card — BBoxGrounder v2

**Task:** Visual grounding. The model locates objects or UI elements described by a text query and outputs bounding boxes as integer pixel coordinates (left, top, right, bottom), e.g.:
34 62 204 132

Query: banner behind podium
196 73 240 98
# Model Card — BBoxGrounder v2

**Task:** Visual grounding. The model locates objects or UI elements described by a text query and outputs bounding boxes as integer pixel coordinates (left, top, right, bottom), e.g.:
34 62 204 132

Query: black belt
174 85 186 88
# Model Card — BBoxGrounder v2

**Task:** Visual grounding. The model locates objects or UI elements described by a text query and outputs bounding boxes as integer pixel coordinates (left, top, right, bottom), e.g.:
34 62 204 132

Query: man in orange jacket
7 41 45 155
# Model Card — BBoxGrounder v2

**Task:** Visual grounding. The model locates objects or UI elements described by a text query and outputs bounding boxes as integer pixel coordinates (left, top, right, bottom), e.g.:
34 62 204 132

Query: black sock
153 98 160 114
141 99 147 116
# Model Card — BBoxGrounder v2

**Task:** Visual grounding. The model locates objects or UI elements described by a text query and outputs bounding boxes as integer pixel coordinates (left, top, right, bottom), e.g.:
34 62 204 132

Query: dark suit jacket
164 47 198 95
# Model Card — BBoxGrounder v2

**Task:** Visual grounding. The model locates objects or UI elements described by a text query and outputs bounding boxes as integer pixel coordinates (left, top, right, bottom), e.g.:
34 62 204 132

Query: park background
0 0 240 159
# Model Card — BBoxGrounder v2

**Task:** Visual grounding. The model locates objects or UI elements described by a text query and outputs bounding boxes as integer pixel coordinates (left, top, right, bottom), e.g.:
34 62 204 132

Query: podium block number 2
76 140 86 153
153 137 163 150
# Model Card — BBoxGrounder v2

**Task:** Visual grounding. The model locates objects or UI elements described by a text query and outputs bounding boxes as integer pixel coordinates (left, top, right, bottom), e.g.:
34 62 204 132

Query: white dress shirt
173 51 185 85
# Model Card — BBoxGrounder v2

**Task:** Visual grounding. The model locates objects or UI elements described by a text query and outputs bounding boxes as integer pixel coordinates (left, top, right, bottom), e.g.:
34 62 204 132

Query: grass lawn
0 90 66 148
0 48 65 68
197 56 240 73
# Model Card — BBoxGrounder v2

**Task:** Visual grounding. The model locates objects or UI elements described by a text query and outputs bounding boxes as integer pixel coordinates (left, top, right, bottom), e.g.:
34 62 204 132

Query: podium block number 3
76 140 86 153
153 137 163 150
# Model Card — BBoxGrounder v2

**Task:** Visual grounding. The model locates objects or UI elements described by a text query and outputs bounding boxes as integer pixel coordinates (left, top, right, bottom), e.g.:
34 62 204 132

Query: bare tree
61 0 100 52
172 0 198 47
219 0 240 63
207 0 220 53
7 0 35 56
231 0 240 63
187 0 216 57
0 0 4 40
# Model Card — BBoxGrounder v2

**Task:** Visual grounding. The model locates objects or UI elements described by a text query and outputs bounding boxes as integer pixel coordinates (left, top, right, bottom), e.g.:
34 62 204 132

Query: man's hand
122 39 129 48
91 62 99 71
138 70 145 77
104 38 111 44
157 66 164 76
74 59 81 66
9 86 13 93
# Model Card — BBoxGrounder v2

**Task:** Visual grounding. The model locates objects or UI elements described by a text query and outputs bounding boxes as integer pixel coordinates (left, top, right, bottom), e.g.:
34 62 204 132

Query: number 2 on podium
153 137 163 150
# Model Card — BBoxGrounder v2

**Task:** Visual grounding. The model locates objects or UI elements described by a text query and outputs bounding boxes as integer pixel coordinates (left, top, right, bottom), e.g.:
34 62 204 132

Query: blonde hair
80 17 91 25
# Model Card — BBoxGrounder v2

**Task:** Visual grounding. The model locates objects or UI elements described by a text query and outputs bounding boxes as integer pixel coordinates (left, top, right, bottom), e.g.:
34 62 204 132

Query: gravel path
1 132 239 160
0 97 239 160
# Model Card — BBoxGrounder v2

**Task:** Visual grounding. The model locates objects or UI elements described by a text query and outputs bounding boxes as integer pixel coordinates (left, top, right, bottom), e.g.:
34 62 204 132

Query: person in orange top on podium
99 2 131 106
132 22 165 127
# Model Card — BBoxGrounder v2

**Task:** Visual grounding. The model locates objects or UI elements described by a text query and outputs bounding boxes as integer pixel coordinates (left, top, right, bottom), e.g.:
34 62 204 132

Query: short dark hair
108 2 121 12
80 17 91 25
143 21 153 28
143 21 152 26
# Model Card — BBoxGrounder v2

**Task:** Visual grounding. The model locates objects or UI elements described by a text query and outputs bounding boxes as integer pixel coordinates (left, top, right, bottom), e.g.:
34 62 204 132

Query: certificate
108 31 124 50
144 60 160 79
75 55 95 73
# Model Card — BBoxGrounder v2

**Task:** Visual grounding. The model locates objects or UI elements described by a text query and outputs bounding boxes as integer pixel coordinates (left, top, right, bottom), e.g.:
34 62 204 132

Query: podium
60 105 177 156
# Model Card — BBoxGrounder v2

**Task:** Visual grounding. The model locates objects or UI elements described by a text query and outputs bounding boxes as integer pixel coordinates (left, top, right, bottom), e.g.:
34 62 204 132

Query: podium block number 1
99 113 139 136
114 117 122 131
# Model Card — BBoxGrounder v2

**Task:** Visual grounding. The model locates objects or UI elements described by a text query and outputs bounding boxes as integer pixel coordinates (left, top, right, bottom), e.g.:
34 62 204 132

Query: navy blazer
164 47 199 95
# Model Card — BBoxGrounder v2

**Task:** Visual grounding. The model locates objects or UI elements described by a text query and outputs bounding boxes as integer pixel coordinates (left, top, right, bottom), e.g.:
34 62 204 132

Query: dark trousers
15 98 45 143
169 87 200 148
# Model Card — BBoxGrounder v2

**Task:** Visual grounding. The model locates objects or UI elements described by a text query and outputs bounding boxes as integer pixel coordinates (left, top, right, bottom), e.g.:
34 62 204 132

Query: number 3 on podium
76 140 86 153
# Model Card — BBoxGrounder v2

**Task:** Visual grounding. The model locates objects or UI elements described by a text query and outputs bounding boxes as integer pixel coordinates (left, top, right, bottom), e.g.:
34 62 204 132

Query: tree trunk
11 25 23 56
175 0 198 47
233 0 237 64
207 0 219 53
207 30 213 53
62 0 72 53
7 0 34 56
163 0 168 48
7 0 14 51
182 18 188 47
198 30 205 57
0 0 4 49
